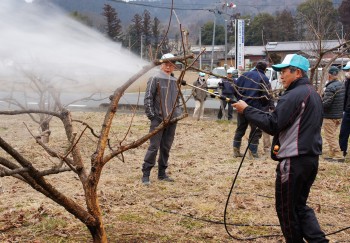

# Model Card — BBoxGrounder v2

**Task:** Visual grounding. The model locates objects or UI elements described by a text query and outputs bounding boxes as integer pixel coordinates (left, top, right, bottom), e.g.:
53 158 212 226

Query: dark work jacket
219 78 235 95
322 79 345 119
144 69 182 121
343 78 350 112
234 69 270 110
243 77 323 160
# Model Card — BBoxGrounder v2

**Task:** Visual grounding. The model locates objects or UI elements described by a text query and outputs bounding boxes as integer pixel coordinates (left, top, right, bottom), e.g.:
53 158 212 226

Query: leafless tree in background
296 0 350 91
0 57 193 242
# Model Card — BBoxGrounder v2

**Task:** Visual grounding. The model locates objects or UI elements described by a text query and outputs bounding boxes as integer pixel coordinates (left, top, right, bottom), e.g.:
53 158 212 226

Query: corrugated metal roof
191 45 225 52
265 40 343 52
191 40 344 57
227 46 265 56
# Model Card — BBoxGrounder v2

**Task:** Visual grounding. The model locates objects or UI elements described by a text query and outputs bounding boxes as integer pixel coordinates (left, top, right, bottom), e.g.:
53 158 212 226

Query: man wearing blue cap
233 54 328 242
339 61 350 159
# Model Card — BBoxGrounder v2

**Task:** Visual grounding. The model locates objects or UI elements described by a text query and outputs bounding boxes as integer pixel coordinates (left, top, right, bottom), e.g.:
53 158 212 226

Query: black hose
222 128 282 240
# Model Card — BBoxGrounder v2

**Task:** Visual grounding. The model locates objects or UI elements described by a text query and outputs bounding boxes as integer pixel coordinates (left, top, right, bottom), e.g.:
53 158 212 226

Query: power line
108 0 311 12
108 0 212 11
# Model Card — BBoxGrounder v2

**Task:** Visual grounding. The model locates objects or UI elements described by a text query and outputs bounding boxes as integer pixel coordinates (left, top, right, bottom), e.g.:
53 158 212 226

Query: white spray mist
0 0 148 101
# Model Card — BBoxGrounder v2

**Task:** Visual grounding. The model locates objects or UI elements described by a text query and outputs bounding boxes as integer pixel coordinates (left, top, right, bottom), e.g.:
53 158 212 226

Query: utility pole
199 27 202 69
223 2 237 67
210 13 216 70
140 35 143 60
210 3 236 70
225 19 227 66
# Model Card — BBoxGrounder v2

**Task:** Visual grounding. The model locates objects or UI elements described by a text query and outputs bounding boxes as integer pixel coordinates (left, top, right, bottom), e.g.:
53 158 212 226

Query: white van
266 67 282 91
206 67 227 93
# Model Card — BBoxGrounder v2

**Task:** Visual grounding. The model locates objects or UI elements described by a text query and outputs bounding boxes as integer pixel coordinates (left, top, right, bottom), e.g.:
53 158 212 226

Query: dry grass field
0 110 349 243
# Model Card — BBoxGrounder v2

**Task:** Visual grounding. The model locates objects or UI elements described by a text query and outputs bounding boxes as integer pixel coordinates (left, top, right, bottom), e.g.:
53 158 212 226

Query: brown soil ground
0 111 349 243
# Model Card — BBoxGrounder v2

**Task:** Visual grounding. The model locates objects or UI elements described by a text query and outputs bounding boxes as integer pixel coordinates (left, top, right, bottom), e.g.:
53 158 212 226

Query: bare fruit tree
296 0 350 91
3 70 62 143
0 54 195 242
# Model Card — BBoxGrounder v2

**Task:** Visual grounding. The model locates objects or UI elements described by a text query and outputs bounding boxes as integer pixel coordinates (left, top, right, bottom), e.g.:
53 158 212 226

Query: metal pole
225 19 227 66
224 3 228 66
234 19 237 69
199 27 202 69
140 35 143 60
211 15 216 70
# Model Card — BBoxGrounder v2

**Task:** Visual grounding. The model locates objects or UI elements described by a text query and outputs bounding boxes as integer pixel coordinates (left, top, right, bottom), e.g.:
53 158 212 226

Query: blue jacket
219 78 235 95
234 69 270 110
243 77 323 160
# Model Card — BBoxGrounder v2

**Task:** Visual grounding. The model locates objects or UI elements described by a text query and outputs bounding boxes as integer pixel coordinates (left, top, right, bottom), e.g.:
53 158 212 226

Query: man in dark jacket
141 53 182 185
232 62 270 158
322 66 345 162
233 54 328 243
339 61 350 159
217 68 236 120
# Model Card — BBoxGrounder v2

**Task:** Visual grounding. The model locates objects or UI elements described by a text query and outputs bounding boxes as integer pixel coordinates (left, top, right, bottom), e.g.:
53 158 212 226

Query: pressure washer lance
181 80 237 104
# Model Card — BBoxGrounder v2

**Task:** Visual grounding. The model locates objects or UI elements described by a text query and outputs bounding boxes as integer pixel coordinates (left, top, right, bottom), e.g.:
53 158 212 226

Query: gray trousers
142 118 177 177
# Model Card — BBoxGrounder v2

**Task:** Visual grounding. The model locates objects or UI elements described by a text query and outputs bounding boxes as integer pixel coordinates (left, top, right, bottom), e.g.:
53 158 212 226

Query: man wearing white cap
339 61 350 159
217 68 236 120
142 53 181 185
192 72 207 120
233 54 328 242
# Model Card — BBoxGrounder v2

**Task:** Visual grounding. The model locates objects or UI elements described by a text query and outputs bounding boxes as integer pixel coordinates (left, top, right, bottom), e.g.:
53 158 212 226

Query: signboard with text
235 19 245 70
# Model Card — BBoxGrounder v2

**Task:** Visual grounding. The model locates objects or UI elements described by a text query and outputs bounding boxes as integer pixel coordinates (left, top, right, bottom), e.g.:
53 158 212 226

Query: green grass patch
117 212 145 223
33 217 69 232
176 218 204 229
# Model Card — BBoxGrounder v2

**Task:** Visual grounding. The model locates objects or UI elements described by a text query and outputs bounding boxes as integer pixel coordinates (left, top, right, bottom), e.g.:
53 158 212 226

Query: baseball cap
343 61 350 71
199 72 205 77
161 53 175 62
227 68 235 74
328 66 339 75
272 54 310 72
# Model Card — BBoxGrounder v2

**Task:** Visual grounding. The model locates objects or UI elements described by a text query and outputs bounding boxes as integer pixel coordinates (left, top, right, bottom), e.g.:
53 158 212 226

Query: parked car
206 67 227 95
265 67 282 91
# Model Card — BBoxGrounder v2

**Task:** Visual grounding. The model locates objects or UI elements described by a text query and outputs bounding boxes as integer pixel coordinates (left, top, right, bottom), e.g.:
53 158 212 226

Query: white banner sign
235 19 245 70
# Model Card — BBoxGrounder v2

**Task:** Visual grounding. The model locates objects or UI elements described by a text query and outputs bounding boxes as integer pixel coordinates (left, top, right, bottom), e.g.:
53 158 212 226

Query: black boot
158 170 174 182
141 169 151 185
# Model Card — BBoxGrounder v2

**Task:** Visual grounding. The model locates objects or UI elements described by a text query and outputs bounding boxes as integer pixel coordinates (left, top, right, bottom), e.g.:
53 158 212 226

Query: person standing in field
339 61 350 159
141 53 181 185
192 72 207 120
233 54 329 242
322 66 345 162
217 68 236 120
232 62 271 158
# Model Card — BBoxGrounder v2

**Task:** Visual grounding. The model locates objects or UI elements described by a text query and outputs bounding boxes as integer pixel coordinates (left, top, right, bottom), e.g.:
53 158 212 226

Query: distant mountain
50 0 309 24
50 0 205 23
49 0 341 39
